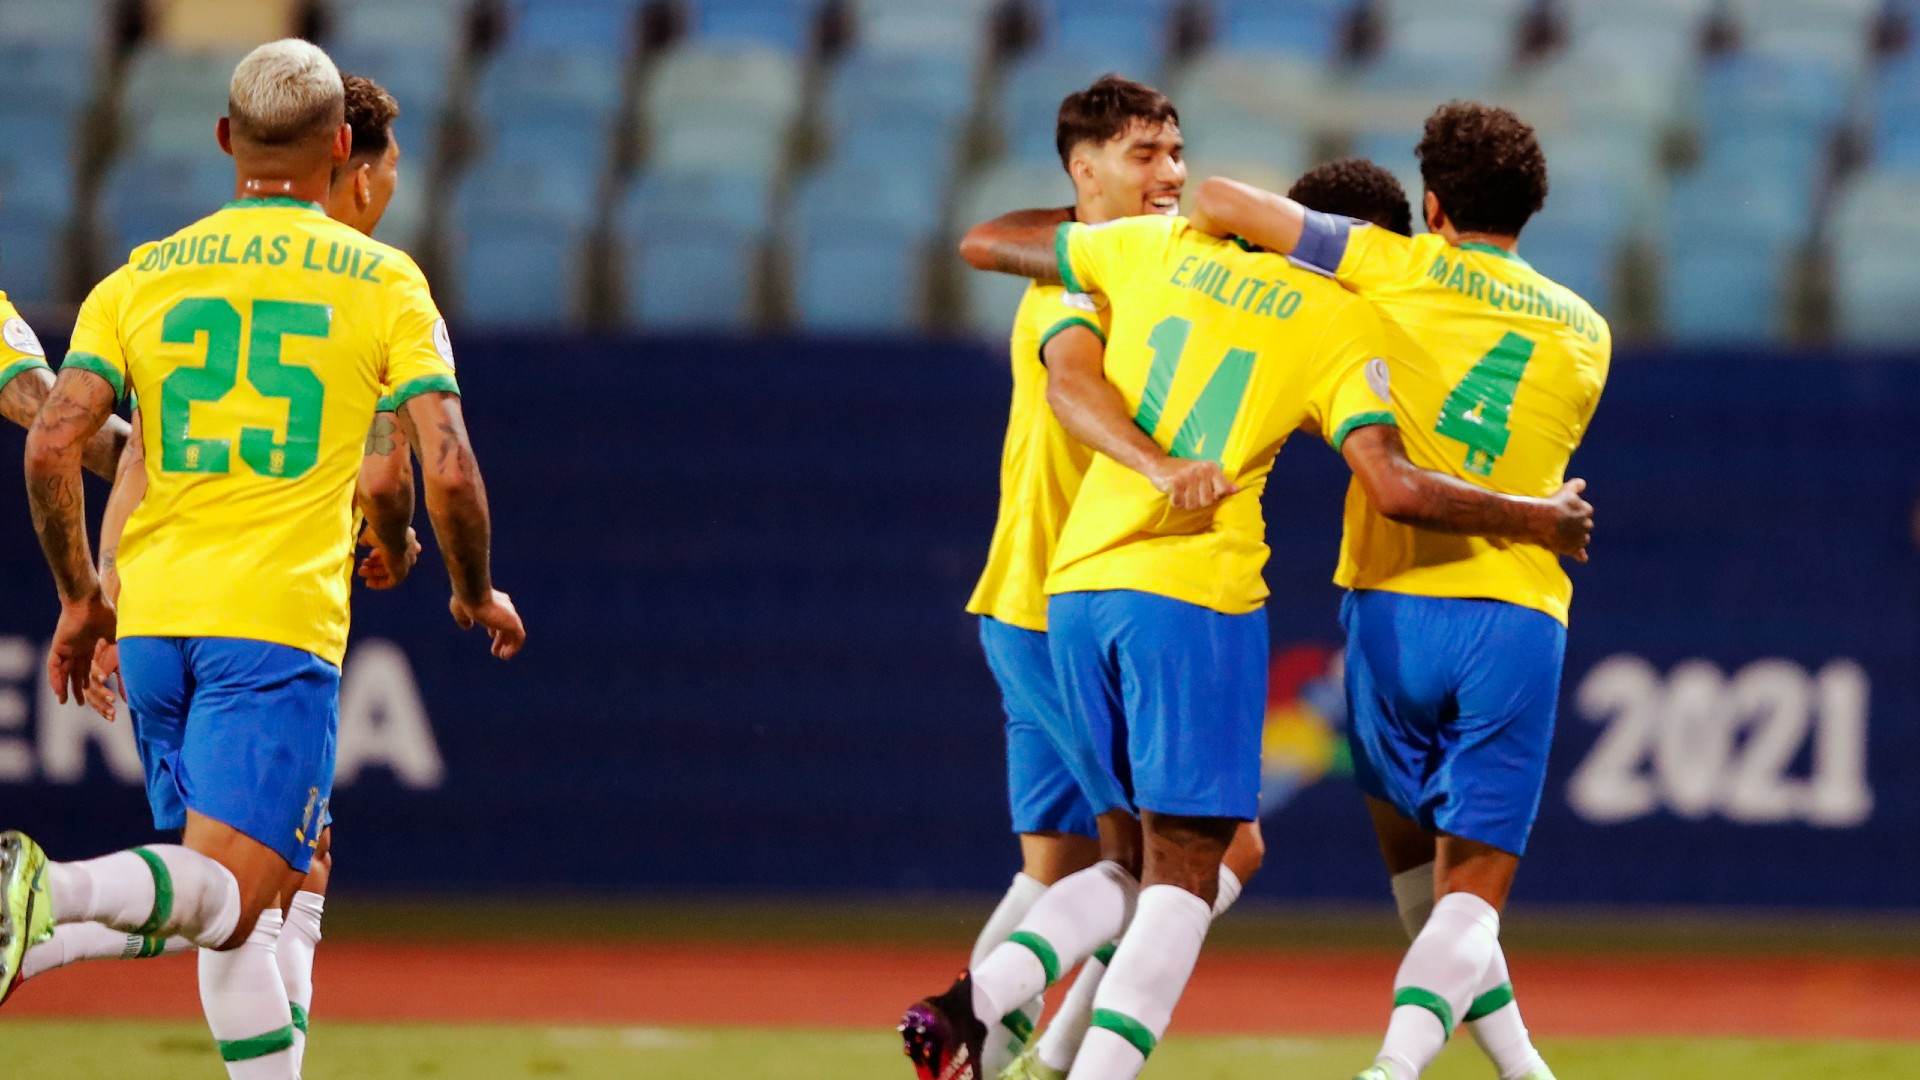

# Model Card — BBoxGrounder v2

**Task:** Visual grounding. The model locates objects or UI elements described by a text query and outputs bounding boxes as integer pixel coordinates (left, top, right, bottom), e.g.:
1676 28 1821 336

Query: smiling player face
1076 118 1186 222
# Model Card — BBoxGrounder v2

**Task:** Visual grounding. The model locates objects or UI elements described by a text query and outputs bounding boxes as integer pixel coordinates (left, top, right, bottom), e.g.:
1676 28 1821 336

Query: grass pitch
5 1022 1916 1079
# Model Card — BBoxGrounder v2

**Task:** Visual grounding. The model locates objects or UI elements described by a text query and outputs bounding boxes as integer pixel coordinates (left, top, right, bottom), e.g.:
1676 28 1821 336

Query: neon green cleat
998 1047 1067 1080
1351 1067 1395 1080
0 831 54 1007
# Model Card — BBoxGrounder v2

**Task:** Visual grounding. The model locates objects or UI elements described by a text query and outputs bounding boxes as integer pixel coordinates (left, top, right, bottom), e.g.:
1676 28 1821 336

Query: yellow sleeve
1056 215 1179 300
380 252 460 409
0 299 52 391
1034 290 1111 362
1330 223 1421 293
63 267 134 403
1306 296 1398 450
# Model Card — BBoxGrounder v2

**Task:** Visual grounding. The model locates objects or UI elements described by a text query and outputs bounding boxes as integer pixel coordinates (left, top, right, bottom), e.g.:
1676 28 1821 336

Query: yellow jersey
0 292 51 392
1304 224 1611 624
66 196 460 665
966 283 1108 631
1048 215 1399 614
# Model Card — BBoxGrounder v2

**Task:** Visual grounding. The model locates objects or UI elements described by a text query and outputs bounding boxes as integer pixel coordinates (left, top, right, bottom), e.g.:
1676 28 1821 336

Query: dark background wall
2 334 1916 908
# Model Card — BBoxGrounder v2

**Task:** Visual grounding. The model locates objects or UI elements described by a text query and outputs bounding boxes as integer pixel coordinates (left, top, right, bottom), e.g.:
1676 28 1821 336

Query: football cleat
900 972 989 1080
0 831 54 1008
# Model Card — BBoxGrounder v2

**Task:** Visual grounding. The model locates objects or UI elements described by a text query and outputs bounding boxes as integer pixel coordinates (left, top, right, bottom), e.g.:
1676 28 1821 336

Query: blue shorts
1047 591 1268 820
979 618 1097 838
121 637 341 873
1341 590 1566 856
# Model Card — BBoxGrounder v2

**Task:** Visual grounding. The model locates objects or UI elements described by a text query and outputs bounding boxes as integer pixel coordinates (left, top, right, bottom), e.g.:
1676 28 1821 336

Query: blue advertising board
1 334 1915 908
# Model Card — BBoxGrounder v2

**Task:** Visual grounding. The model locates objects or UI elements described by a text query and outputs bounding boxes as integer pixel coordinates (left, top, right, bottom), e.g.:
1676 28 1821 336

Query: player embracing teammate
913 77 1602 1080
0 40 523 1080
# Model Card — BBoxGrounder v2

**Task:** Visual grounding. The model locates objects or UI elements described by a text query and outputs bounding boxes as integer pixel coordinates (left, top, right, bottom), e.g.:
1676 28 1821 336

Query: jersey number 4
1135 315 1254 464
1434 331 1535 476
160 297 328 479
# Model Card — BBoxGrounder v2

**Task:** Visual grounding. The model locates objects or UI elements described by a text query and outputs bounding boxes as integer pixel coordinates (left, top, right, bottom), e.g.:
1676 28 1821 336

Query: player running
904 154 1593 1080
1 298 130 479
0 41 522 1080
10 74 416 1075
957 74 1265 1078
1189 101 1609 1080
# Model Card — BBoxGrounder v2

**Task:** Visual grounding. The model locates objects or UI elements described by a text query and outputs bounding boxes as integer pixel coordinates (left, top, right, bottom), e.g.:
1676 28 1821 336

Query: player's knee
1226 820 1266 882
1140 812 1238 899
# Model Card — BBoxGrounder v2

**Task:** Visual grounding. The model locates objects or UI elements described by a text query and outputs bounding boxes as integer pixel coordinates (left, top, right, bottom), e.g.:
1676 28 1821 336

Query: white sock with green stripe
969 860 1138 1025
1068 885 1211 1080
200 912 297 1078
1391 863 1546 1080
47 845 241 948
276 891 325 1072
21 921 192 981
1034 940 1115 1071
972 873 1047 1074
1377 891 1501 1079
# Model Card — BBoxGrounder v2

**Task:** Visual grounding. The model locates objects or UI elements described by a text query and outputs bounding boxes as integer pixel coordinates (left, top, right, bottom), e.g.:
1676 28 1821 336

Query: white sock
1392 863 1545 1080
970 860 1138 1024
1067 885 1211 1080
200 914 297 1079
21 921 192 981
1211 865 1244 917
1377 892 1501 1079
49 845 241 948
277 891 325 1073
1034 941 1114 1071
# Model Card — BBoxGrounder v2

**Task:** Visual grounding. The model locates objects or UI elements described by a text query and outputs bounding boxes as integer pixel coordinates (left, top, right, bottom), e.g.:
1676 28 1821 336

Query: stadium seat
619 227 763 330
790 162 944 239
1208 0 1353 60
789 228 927 331
1870 56 1920 169
1172 50 1324 142
477 50 626 119
119 45 250 156
1351 50 1503 101
951 162 1078 337
458 143 605 231
1519 175 1627 316
646 45 802 129
0 42 94 114
1694 129 1829 199
0 0 112 58
1694 53 1851 142
1831 244 1920 345
147 0 298 48
683 0 819 51
1725 0 1878 73
826 50 974 130
997 54 1159 164
0 209 64 304
326 0 469 55
1659 241 1795 343
447 211 588 328
1374 2 1525 69
502 0 642 55
846 0 997 60
1025 0 1177 72
96 151 234 264
649 115 790 175
1828 170 1920 253
0 110 81 178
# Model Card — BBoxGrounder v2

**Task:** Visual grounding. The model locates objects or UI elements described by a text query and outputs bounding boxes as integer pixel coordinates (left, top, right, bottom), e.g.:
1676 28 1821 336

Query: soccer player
12 74 416 1076
0 298 129 480
904 159 1593 1080
956 74 1266 1078
1188 102 1610 1080
0 40 523 1080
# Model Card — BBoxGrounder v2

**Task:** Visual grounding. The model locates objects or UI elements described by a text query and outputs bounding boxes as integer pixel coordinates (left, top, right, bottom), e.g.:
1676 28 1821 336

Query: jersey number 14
1434 331 1535 476
1135 315 1254 464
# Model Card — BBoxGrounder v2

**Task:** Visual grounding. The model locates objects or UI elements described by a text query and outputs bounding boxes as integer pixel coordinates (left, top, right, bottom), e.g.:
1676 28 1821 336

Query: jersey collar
1457 240 1531 269
222 196 325 212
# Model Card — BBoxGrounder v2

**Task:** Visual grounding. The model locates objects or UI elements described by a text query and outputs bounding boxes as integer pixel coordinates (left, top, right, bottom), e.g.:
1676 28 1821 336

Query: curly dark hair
1055 74 1179 170
342 74 400 161
1288 157 1413 236
1415 100 1548 236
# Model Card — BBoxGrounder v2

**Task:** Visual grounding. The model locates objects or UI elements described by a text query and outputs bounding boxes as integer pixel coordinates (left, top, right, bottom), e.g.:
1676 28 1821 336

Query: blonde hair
228 38 344 145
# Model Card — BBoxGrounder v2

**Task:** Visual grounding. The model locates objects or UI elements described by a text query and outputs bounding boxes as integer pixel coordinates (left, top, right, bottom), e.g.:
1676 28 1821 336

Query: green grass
6 1022 1917 1079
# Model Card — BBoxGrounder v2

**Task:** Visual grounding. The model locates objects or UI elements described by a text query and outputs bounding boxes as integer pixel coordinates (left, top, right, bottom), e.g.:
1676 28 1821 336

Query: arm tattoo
412 396 493 604
25 370 115 600
364 413 400 457
0 366 51 429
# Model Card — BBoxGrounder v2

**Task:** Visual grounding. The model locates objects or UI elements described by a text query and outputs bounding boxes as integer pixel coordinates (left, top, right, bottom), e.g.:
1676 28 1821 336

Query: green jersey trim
1332 409 1397 451
1055 222 1087 294
385 373 461 412
222 196 325 212
1037 315 1105 363
62 352 126 403
0 357 51 394
1458 240 1532 270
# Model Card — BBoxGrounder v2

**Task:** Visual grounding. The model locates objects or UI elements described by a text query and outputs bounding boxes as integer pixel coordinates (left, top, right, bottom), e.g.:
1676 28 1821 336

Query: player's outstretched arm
958 206 1073 281
1190 177 1308 255
1340 424 1593 562
1044 326 1236 511
24 368 119 702
1 365 129 481
355 405 417 590
97 410 147 606
403 390 525 658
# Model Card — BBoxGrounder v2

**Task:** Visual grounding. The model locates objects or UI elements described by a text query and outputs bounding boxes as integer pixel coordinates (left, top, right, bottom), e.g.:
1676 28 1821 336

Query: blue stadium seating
0 0 111 58
998 55 1151 163
616 167 771 330
790 163 944 240
952 162 1077 337
458 138 605 229
1375 4 1523 70
790 229 925 331
847 0 997 60
448 211 587 327
1696 52 1852 141
684 0 818 51
477 49 626 116
1831 246 1920 344
1027 0 1176 72
1516 218 1617 317
96 152 235 264
1727 0 1879 74
823 50 971 169
1665 163 1807 252
327 0 468 55
0 210 62 304
0 112 80 179
1209 0 1351 59
504 0 642 55
0 41 93 113
1871 56 1920 168
1661 242 1795 342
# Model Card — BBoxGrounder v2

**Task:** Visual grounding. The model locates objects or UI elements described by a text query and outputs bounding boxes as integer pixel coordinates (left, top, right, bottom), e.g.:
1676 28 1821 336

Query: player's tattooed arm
958 206 1073 282
1340 424 1594 562
26 370 116 599
1043 326 1236 511
405 390 525 658
4 366 133 481
357 407 415 558
1190 177 1307 254
97 410 148 606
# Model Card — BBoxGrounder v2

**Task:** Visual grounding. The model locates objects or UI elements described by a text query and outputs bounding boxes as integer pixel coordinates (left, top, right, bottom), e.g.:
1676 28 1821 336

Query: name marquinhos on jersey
1168 254 1306 321
1423 250 1601 343
137 231 387 284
